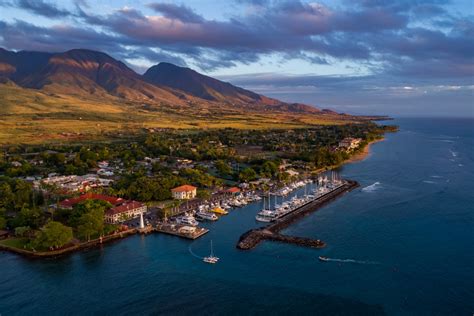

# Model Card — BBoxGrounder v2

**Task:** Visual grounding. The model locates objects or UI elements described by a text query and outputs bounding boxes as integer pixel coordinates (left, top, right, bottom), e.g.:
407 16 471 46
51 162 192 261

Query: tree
70 199 110 227
0 182 14 209
215 160 232 176
196 189 211 199
260 161 278 178
12 206 43 229
15 226 32 237
0 215 6 230
239 167 257 182
77 208 104 241
33 221 73 250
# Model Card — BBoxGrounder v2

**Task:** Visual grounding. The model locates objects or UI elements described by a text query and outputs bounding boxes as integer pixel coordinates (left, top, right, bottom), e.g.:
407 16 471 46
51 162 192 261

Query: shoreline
0 138 384 260
346 138 384 164
0 229 137 259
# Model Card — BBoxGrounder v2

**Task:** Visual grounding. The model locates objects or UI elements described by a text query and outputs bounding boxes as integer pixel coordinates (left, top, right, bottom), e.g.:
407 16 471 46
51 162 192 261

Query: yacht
255 210 278 222
318 256 330 262
203 240 219 264
175 215 199 226
196 211 218 221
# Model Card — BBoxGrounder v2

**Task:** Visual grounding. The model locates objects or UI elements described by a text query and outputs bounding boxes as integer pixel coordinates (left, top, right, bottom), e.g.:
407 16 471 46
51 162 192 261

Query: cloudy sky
0 0 472 117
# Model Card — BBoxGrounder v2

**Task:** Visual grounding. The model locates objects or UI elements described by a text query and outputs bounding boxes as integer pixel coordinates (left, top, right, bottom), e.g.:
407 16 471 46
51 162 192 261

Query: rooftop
171 185 197 192
59 193 124 208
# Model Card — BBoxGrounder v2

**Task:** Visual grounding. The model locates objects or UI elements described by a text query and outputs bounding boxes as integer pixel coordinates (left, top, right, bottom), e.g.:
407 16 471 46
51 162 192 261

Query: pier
155 223 209 240
237 180 359 250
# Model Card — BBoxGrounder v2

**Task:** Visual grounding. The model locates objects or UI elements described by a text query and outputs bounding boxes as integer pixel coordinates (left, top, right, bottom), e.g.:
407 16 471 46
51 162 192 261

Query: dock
237 180 359 250
155 223 209 240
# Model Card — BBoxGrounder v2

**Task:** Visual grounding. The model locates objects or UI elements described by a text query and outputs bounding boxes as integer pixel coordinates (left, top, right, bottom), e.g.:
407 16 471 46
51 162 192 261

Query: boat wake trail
188 244 204 260
362 182 381 192
322 258 380 265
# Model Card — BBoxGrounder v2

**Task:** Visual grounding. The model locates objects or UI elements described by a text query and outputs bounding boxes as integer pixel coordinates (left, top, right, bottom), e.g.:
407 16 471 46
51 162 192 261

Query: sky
0 0 472 117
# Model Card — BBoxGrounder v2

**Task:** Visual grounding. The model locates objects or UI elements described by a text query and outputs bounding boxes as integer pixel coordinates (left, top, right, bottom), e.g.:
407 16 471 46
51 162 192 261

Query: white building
171 185 197 200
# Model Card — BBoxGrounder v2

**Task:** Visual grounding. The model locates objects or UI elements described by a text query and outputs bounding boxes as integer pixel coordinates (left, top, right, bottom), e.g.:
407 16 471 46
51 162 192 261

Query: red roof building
171 185 197 199
59 193 124 209
225 187 241 194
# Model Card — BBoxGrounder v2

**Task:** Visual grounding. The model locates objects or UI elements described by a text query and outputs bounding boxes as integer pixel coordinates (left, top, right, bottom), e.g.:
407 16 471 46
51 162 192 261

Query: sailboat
203 240 219 264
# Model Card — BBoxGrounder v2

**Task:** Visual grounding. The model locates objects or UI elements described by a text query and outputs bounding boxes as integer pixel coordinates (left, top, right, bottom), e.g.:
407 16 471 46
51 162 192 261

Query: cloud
0 0 472 81
147 3 204 23
1 0 71 17
215 72 473 116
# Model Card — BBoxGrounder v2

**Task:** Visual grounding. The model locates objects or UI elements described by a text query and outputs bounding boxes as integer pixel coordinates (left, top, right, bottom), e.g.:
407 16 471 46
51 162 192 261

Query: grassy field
0 238 30 249
0 83 364 145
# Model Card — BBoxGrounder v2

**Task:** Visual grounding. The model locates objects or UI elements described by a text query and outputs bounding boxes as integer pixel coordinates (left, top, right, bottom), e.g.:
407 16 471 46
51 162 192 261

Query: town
0 123 397 255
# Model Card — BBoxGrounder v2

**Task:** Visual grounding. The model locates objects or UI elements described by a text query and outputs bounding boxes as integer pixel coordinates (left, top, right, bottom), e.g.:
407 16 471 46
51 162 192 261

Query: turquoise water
1 118 473 315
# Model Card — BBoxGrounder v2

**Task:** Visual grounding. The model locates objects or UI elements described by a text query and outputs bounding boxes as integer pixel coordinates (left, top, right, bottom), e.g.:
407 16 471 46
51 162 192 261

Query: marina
237 179 359 250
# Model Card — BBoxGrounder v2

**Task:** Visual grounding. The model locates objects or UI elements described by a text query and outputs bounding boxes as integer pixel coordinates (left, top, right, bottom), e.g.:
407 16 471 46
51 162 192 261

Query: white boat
203 240 219 264
196 211 218 221
318 256 330 262
175 215 199 226
255 210 278 222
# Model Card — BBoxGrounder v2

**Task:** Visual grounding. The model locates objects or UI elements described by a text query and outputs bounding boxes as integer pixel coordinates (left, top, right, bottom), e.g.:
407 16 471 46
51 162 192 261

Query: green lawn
0 238 30 249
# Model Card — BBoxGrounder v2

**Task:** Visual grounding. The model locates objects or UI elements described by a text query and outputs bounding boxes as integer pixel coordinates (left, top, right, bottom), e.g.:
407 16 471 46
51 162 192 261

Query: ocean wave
458 164 463 167
449 150 458 157
423 180 437 184
362 182 381 192
320 258 380 265
430 175 443 178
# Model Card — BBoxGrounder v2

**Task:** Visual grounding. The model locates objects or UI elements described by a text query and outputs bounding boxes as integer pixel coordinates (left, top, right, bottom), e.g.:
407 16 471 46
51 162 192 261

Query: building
59 193 124 209
59 193 147 224
171 185 197 199
105 201 147 224
225 187 241 196
338 138 362 151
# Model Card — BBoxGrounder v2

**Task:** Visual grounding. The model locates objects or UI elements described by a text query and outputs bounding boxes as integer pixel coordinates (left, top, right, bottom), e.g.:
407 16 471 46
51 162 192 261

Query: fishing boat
203 240 219 264
318 256 330 262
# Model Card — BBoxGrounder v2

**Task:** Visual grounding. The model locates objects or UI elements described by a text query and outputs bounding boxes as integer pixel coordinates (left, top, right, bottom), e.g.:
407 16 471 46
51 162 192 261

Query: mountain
143 62 320 113
144 62 262 102
0 47 322 113
0 47 369 144
0 48 186 104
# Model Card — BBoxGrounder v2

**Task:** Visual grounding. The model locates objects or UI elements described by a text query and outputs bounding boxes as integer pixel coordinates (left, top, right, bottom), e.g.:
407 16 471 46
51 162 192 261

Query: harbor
237 179 359 250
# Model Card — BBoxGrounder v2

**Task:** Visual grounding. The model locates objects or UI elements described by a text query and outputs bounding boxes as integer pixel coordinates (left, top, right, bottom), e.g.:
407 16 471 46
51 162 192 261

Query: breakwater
237 180 359 250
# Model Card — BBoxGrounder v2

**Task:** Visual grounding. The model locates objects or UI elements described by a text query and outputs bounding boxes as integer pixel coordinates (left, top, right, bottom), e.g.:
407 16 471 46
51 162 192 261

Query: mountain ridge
0 47 320 113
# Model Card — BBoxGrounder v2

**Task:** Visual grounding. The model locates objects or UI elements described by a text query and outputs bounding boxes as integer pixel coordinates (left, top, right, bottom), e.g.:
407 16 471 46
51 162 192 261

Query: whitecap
458 164 463 167
423 180 436 184
362 182 381 192
449 150 458 157
430 175 443 178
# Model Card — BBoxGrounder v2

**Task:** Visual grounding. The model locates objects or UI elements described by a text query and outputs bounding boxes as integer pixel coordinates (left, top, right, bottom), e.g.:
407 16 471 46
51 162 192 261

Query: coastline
0 138 385 260
346 138 384 164
0 229 137 259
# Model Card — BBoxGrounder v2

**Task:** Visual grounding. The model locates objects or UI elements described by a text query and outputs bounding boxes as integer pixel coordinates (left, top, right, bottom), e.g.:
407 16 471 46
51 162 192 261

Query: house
338 138 362 151
105 201 147 224
171 185 197 199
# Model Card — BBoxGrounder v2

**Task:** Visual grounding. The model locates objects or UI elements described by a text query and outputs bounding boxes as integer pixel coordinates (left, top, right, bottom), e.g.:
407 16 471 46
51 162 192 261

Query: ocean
1 118 473 315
